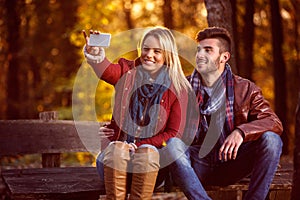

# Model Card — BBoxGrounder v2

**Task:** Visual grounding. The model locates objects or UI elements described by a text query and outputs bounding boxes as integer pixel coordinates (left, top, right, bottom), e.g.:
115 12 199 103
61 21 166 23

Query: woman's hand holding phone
82 30 107 63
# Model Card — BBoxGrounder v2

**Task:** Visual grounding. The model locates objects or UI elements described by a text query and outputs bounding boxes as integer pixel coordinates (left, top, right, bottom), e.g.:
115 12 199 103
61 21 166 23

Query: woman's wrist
83 45 105 63
129 143 138 150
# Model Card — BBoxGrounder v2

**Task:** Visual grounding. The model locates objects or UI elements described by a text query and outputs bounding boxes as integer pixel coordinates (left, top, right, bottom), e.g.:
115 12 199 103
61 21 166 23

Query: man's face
195 38 224 76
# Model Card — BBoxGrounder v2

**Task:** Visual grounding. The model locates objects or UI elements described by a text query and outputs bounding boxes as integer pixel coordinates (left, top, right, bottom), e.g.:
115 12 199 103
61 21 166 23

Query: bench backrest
0 120 103 156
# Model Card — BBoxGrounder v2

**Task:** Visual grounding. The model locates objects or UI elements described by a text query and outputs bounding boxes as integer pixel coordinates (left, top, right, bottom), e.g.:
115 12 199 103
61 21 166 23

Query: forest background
0 0 299 166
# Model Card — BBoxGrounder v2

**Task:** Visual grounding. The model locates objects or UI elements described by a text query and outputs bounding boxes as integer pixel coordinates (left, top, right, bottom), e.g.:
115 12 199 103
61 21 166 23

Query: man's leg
244 131 282 200
96 152 105 189
207 131 282 200
165 137 211 200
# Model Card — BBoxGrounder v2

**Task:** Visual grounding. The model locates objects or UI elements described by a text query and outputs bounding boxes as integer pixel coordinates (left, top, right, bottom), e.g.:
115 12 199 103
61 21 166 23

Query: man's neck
200 62 226 87
201 71 222 87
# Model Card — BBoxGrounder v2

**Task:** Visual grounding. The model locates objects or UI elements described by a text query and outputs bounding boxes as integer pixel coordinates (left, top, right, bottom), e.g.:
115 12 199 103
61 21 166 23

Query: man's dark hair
195 27 232 53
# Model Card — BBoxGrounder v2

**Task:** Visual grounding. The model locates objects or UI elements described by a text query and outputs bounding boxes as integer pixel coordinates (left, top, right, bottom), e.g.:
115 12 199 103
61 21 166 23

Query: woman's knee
139 144 158 152
132 145 160 173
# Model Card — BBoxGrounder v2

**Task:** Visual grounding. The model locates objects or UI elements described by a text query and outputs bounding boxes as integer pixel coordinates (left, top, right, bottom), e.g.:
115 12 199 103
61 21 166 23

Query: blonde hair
137 26 192 94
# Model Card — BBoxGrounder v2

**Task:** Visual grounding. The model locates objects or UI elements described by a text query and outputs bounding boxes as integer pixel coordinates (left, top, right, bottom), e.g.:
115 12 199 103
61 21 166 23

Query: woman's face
140 35 165 78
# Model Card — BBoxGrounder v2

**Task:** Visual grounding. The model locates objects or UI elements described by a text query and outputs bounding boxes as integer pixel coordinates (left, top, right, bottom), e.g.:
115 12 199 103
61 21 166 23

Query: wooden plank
0 120 105 156
2 167 105 200
42 153 61 168
205 161 293 192
39 112 62 167
1 162 293 200
269 190 291 200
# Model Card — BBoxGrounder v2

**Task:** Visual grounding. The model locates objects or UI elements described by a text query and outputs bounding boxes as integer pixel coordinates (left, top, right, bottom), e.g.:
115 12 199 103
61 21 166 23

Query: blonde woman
83 27 194 200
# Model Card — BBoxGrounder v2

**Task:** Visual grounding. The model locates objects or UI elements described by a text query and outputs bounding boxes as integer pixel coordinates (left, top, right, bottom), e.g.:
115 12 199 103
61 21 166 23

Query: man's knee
166 137 188 155
260 131 283 156
167 137 184 146
159 137 188 166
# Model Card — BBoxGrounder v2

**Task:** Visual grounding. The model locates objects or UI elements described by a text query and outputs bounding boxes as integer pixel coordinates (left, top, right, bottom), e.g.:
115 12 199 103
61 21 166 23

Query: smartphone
88 33 111 47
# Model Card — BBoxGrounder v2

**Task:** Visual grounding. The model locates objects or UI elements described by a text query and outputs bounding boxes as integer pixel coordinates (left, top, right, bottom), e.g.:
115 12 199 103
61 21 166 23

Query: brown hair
195 27 231 53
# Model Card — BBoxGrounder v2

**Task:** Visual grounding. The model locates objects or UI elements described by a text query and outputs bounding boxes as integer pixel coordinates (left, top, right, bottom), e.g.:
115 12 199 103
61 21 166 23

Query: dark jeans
165 131 283 200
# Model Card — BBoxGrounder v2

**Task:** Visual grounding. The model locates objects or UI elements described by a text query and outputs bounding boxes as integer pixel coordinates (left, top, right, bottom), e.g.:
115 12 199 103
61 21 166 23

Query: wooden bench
0 119 106 200
0 120 293 200
157 159 293 200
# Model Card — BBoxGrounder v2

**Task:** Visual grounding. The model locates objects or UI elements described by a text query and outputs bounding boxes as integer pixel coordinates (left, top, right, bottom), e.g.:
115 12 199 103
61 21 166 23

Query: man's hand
98 125 114 138
219 129 244 161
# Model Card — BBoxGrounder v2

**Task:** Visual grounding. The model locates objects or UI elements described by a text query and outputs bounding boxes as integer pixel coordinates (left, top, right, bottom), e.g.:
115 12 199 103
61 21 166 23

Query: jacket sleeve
87 57 132 86
235 82 283 142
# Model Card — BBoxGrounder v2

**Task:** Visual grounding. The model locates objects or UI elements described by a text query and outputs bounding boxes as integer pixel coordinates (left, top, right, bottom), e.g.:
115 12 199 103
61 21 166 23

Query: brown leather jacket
233 75 283 142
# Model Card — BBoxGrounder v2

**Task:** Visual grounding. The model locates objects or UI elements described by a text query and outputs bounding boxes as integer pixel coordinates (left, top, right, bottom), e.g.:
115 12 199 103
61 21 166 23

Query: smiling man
165 27 283 200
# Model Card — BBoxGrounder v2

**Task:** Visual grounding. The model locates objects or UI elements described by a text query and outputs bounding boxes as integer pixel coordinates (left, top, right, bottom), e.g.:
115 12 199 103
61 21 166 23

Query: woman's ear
220 51 230 63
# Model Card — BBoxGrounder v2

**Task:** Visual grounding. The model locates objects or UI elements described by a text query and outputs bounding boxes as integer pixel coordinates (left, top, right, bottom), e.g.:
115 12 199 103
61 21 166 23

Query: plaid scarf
124 66 170 142
190 64 234 148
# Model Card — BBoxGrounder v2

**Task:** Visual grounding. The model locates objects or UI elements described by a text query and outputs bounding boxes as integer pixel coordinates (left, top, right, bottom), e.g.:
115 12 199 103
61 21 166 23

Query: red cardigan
89 57 190 148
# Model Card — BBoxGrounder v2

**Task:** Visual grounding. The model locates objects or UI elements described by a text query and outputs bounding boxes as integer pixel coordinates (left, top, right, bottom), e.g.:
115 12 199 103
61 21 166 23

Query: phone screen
88 33 111 47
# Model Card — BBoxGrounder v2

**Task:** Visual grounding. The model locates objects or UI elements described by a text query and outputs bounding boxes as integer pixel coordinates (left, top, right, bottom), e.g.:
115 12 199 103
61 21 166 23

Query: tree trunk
122 0 134 29
0 0 9 119
270 0 288 155
230 0 240 74
291 0 300 198
292 91 300 199
291 0 300 62
163 0 173 29
204 0 237 73
240 0 254 80
5 0 21 119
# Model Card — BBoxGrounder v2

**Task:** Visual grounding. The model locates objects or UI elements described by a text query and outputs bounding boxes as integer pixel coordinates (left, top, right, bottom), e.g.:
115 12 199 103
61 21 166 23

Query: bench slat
0 120 104 156
2 167 104 200
2 162 293 200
